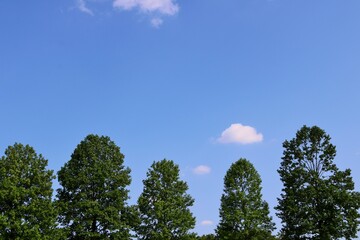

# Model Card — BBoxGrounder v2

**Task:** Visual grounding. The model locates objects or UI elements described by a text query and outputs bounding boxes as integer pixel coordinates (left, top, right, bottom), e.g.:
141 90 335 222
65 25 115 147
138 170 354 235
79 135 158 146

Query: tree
276 125 360 239
197 234 215 240
56 134 132 239
137 159 196 240
216 158 275 240
0 143 58 239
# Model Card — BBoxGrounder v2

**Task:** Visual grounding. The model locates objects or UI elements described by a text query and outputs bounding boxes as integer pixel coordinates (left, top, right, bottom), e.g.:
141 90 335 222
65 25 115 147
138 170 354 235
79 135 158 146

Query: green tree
0 143 58 239
197 234 215 240
137 159 196 240
56 134 132 239
216 158 275 240
276 125 360 239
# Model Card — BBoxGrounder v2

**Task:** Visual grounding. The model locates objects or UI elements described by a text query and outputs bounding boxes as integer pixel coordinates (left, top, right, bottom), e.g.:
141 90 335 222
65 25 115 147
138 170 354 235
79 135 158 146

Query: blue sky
1 0 360 236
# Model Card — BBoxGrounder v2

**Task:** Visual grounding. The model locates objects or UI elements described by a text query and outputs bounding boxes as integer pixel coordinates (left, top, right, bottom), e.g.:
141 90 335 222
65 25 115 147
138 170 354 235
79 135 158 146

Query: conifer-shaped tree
137 159 196 240
216 158 275 240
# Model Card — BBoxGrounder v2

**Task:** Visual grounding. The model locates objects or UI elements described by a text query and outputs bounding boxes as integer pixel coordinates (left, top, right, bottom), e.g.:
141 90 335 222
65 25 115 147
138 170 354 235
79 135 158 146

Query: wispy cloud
193 165 211 175
217 123 263 144
77 0 94 15
113 0 178 26
74 0 178 26
200 220 214 226
113 0 179 15
151 17 163 28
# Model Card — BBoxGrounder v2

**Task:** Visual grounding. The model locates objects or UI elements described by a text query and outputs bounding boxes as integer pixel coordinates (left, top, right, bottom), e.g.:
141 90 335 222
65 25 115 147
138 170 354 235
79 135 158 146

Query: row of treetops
0 125 359 239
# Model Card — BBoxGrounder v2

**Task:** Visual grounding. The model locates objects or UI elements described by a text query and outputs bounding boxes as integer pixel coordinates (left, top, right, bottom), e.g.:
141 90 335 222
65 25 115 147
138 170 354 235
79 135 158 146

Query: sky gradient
1 0 360 236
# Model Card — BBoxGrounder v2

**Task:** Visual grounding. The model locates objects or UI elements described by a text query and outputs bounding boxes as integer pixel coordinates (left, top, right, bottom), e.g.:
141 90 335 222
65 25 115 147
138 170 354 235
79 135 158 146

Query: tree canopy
0 143 57 239
216 158 275 240
197 234 215 240
137 159 196 240
0 125 358 239
276 125 360 239
56 134 132 239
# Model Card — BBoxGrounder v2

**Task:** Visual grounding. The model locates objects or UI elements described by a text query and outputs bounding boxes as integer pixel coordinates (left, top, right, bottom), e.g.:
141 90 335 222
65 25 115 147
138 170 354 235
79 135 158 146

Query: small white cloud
77 0 94 15
217 123 263 144
193 165 211 175
200 220 214 226
151 17 163 28
113 0 179 15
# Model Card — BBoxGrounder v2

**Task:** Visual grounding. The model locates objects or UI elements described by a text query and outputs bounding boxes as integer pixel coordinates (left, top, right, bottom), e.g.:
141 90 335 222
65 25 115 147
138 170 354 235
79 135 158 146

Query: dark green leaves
276 125 360 239
56 134 132 239
1 126 358 239
216 158 275 240
0 143 57 239
137 159 196 240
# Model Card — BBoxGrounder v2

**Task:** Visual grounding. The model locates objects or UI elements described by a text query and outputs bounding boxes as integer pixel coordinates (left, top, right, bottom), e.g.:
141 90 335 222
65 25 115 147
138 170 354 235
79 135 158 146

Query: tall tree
216 158 275 240
56 134 132 239
0 143 58 239
276 125 360 239
137 159 196 240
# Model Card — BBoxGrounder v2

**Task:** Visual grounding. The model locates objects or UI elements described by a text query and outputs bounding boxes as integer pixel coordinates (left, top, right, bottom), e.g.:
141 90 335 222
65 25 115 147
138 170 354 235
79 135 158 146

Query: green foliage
56 134 132 239
0 143 57 239
276 125 360 239
216 158 275 240
137 159 196 240
197 234 215 240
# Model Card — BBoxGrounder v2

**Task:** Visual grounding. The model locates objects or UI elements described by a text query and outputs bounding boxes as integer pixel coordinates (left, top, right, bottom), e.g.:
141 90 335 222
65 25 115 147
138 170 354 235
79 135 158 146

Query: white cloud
77 0 94 15
217 123 263 144
73 0 178 26
151 17 163 27
200 220 214 226
113 0 179 15
193 165 211 175
113 0 178 26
